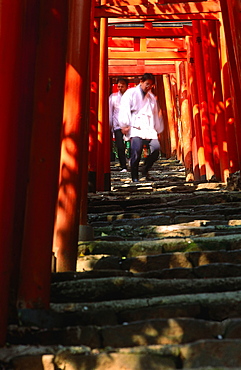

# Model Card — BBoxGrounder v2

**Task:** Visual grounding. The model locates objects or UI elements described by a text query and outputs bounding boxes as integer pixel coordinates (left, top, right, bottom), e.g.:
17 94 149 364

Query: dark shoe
131 167 139 182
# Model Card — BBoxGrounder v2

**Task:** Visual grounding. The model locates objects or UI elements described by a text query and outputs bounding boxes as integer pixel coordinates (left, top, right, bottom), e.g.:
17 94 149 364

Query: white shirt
109 90 123 132
118 84 164 140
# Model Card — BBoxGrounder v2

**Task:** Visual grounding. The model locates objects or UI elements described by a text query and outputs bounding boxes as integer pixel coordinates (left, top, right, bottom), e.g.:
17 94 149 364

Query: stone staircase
2 158 241 369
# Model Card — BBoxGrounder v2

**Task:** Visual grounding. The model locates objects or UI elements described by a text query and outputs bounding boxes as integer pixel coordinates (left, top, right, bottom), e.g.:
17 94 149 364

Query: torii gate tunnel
0 0 241 346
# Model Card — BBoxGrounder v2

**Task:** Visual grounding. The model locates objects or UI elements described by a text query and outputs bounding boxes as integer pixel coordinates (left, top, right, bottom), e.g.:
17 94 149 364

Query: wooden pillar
219 1 241 169
220 0 241 88
53 0 93 272
208 20 229 182
200 20 221 180
163 74 178 158
18 0 68 307
78 2 95 237
192 20 215 180
156 75 171 158
186 36 206 181
179 61 194 181
0 0 27 346
171 70 182 162
97 17 111 191
219 16 240 173
88 18 100 193
10 0 40 324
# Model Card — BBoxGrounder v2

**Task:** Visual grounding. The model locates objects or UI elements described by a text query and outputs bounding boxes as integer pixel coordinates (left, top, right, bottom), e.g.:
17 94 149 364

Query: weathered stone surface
120 253 192 272
51 276 241 303
76 254 113 271
112 215 171 227
7 325 101 348
6 160 241 370
101 318 222 348
49 290 241 324
173 214 226 224
78 234 241 258
55 350 177 370
12 355 55 370
137 268 195 279
193 263 241 278
52 269 133 282
181 339 241 368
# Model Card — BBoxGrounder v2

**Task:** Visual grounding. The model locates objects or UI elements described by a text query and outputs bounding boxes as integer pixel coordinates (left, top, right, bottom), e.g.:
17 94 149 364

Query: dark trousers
130 137 160 180
114 129 127 170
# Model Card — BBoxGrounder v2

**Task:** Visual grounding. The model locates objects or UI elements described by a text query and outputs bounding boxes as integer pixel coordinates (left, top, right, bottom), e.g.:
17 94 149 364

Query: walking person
109 78 129 172
118 73 164 182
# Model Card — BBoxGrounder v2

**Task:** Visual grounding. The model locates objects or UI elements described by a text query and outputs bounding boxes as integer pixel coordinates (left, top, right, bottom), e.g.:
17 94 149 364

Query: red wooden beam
95 1 221 19
18 0 68 307
53 0 93 272
219 1 241 171
108 64 175 75
97 18 111 191
186 35 206 180
208 20 229 181
0 0 25 346
178 61 194 181
163 74 178 157
11 0 40 324
89 19 101 193
219 16 240 173
192 20 215 180
200 19 221 180
108 25 192 37
106 0 204 4
108 37 185 49
109 50 187 60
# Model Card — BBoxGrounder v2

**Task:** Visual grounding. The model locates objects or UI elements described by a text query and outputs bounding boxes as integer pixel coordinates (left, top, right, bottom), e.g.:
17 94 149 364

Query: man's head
140 73 155 93
117 78 128 95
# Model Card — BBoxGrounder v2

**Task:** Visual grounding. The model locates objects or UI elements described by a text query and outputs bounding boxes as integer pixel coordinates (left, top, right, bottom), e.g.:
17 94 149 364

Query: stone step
2 340 241 369
85 249 241 273
51 276 241 303
92 223 241 240
88 192 241 213
78 234 241 258
47 290 241 324
6 318 241 349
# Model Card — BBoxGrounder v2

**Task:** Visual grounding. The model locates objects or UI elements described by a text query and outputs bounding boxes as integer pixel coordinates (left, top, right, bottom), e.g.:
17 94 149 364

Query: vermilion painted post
219 2 241 169
200 20 221 180
163 74 178 158
10 0 40 322
97 17 111 191
186 36 206 180
219 16 240 173
79 2 95 233
89 18 100 193
156 75 170 158
192 20 215 180
0 0 25 346
208 20 229 182
53 0 93 272
171 70 182 162
17 0 68 307
221 0 241 88
178 61 194 181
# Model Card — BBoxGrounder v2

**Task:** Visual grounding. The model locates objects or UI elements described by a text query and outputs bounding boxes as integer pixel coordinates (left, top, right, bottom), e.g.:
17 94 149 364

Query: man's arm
109 94 114 129
118 89 132 134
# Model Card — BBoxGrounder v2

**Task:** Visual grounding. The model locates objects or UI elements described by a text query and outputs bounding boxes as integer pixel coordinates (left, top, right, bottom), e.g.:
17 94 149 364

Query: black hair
117 78 128 86
140 73 155 84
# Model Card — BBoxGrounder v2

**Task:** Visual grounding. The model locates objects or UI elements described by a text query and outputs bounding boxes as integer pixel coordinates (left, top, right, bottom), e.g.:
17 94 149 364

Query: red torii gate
0 0 241 347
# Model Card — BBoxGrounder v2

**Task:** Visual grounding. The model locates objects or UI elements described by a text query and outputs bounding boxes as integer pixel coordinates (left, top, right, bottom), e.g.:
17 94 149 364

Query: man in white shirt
109 78 128 172
118 73 164 182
